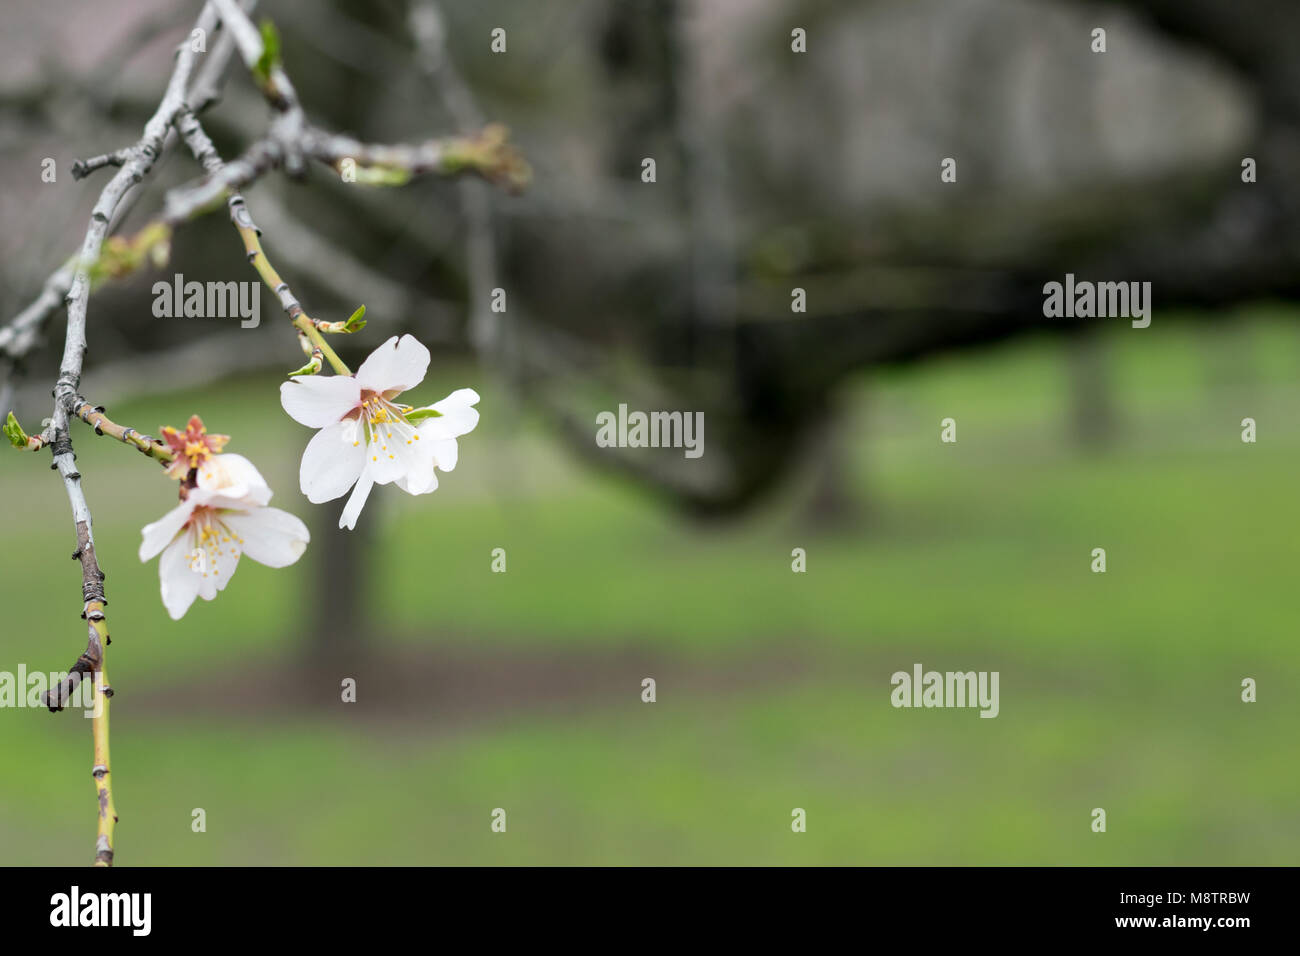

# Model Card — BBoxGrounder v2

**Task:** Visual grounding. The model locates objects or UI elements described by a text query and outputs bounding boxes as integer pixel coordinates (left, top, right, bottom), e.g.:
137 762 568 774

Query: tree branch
41 0 224 869
0 0 251 379
70 150 132 181
70 400 175 463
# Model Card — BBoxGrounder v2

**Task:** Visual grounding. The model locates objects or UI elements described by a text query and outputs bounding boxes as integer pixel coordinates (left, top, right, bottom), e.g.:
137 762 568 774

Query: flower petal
300 420 366 503
208 541 241 596
396 467 439 496
339 469 375 530
280 374 362 428
196 453 272 506
158 532 201 620
140 499 196 561
428 437 458 472
222 507 310 568
355 335 430 394
415 388 480 441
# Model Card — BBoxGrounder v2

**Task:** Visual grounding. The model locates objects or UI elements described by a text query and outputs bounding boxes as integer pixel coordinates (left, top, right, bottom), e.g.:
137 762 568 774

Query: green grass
1 314 1297 864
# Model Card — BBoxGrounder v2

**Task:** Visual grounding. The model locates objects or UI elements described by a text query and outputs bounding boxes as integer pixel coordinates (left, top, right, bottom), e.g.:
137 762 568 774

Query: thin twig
0 260 75 363
171 108 352 374
70 150 132 181
71 399 175 463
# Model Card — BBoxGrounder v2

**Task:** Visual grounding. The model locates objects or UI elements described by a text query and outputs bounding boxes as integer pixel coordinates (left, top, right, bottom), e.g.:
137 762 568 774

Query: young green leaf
4 411 31 449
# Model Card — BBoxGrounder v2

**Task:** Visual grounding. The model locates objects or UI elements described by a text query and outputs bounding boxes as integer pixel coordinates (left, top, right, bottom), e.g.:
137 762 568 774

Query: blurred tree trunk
307 505 371 658
803 399 864 529
1066 331 1117 449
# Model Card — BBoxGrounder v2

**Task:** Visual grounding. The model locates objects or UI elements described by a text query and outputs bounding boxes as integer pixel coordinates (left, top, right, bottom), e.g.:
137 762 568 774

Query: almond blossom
279 334 480 530
159 414 228 480
139 453 309 620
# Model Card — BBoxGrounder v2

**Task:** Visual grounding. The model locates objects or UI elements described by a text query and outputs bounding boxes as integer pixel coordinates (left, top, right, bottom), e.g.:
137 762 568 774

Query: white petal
300 420 367 503
222 507 310 568
208 540 241 596
396 456 439 495
355 335 430 394
184 519 243 604
196 453 272 506
139 499 196 561
339 469 375 530
428 437 458 472
280 375 361 428
195 562 220 602
183 486 222 509
415 388 480 440
158 532 201 620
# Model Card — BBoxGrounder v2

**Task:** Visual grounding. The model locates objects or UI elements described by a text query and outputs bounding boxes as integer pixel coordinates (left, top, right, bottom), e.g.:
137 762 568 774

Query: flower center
160 415 228 482
359 392 411 425
184 440 210 468
356 391 419 460
186 506 243 578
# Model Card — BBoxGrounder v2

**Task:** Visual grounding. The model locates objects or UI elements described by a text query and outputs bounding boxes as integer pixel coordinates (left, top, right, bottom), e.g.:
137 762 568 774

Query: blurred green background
2 312 1295 865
